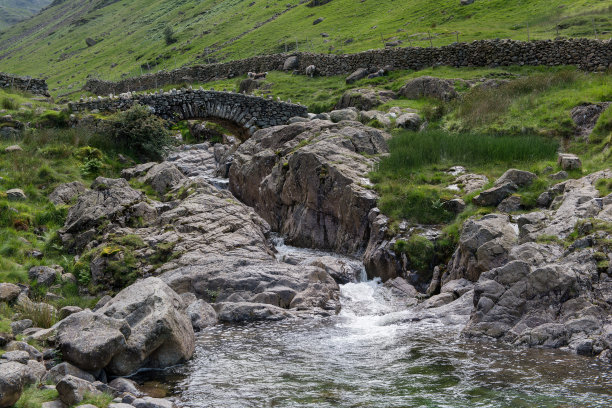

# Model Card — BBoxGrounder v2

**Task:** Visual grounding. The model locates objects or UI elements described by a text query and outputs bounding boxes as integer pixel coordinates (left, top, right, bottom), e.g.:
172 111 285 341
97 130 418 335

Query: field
0 0 611 97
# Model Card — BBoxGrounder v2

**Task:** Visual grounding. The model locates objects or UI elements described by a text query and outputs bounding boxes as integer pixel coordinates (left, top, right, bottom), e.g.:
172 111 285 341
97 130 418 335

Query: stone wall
84 39 612 95
68 88 308 138
0 72 49 96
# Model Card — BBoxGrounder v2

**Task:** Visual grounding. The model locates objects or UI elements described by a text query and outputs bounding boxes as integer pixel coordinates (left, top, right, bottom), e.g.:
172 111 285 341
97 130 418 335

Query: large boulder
0 283 20 303
48 182 87 206
494 169 536 187
398 76 459 101
56 375 101 406
229 120 388 255
345 68 368 84
473 182 518 207
28 266 57 286
185 300 217 331
43 362 96 384
283 56 299 71
56 310 131 372
142 162 185 195
444 214 518 284
0 362 27 407
335 88 396 111
329 108 359 123
97 278 195 376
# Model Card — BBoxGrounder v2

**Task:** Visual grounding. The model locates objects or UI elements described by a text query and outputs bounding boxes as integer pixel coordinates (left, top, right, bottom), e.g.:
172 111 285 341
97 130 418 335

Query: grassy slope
0 0 610 96
0 0 51 30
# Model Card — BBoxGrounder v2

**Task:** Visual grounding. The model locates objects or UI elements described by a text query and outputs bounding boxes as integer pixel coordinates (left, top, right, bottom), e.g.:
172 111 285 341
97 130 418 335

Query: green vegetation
394 236 435 275
103 104 174 161
0 0 610 96
591 105 612 143
0 0 51 30
14 386 58 408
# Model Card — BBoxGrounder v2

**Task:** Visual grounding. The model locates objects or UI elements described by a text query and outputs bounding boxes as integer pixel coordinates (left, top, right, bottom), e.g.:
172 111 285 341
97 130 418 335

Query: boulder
56 375 101 406
56 310 131 372
108 377 141 396
22 360 46 385
345 68 369 84
131 397 176 408
283 56 299 71
1 350 30 364
335 89 396 111
557 153 582 170
0 283 20 303
185 300 217 331
0 361 27 408
312 17 324 25
445 214 518 284
6 189 26 200
120 163 156 180
97 278 195 376
10 319 32 335
329 108 359 122
494 169 536 187
473 182 518 207
497 195 522 213
395 113 421 130
43 362 96 384
308 256 362 284
48 182 87 206
455 173 488 195
28 266 57 286
238 78 260 94
59 306 83 320
398 76 459 101
40 400 67 408
214 302 294 322
360 110 392 128
85 38 97 47
5 341 43 361
142 162 185 195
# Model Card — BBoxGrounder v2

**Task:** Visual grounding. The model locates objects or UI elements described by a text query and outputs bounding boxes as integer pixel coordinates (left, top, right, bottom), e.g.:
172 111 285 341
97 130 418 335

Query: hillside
0 0 51 30
0 0 610 97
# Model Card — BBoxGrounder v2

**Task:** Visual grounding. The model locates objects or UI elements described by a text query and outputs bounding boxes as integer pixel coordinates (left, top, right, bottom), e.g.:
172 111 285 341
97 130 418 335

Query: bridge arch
69 89 308 141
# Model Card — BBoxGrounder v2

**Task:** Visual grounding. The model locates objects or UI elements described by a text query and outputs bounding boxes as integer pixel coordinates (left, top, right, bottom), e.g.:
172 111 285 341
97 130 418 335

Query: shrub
1 96 19 110
590 107 612 143
394 235 435 275
105 104 173 160
17 301 58 329
164 26 177 45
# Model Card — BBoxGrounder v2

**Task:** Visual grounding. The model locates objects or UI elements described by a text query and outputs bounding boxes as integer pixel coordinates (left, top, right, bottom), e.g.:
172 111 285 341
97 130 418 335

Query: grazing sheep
252 72 268 80
367 69 386 79
305 65 317 78
247 71 256 79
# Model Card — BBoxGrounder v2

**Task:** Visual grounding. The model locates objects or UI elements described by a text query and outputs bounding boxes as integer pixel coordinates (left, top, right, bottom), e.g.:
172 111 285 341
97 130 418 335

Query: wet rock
214 302 294 322
109 378 142 397
48 182 87 206
97 278 195 376
398 76 459 101
186 300 217 331
131 397 176 408
384 277 418 297
56 375 101 406
473 182 518 207
494 169 536 187
56 310 131 372
308 256 362 284
0 283 21 303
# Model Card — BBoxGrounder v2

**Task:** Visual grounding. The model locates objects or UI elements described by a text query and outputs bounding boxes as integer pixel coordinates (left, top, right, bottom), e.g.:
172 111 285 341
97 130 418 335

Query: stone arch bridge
68 89 308 140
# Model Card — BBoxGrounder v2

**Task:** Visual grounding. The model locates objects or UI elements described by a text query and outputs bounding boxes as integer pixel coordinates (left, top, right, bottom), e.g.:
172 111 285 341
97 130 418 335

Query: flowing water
144 244 612 408
145 148 612 407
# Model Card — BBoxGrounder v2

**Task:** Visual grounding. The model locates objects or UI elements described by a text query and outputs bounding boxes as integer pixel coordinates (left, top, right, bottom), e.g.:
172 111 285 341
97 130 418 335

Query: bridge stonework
68 88 308 138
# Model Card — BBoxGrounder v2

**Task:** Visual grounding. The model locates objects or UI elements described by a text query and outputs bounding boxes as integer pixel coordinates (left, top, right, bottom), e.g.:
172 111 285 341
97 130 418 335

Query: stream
142 144 612 407
139 243 612 408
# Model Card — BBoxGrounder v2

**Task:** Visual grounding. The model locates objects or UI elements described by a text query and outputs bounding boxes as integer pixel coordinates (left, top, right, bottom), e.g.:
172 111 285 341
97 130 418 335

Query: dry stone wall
0 72 49 96
68 88 308 137
84 39 612 95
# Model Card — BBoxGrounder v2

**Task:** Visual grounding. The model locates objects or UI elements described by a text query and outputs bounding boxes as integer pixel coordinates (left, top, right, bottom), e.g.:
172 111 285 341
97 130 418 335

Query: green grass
0 0 610 97
14 386 58 408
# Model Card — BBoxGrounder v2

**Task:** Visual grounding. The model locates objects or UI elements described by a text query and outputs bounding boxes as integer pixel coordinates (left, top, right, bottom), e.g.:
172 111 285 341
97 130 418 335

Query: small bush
17 301 58 329
164 26 177 45
394 235 435 275
1 96 19 110
105 104 173 161
590 107 612 143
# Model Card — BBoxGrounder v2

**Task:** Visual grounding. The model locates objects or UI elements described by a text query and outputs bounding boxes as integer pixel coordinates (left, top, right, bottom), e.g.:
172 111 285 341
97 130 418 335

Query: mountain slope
0 0 51 30
0 0 610 96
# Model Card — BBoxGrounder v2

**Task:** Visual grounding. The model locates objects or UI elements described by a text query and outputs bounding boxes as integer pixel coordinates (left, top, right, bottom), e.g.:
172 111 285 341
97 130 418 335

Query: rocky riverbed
1 116 611 407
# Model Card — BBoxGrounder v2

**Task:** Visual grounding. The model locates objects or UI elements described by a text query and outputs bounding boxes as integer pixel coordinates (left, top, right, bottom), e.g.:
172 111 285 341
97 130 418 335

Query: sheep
251 72 268 80
305 65 316 78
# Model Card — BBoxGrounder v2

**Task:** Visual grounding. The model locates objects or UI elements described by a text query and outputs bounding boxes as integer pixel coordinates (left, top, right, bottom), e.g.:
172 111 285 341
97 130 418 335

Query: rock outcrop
229 120 388 255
